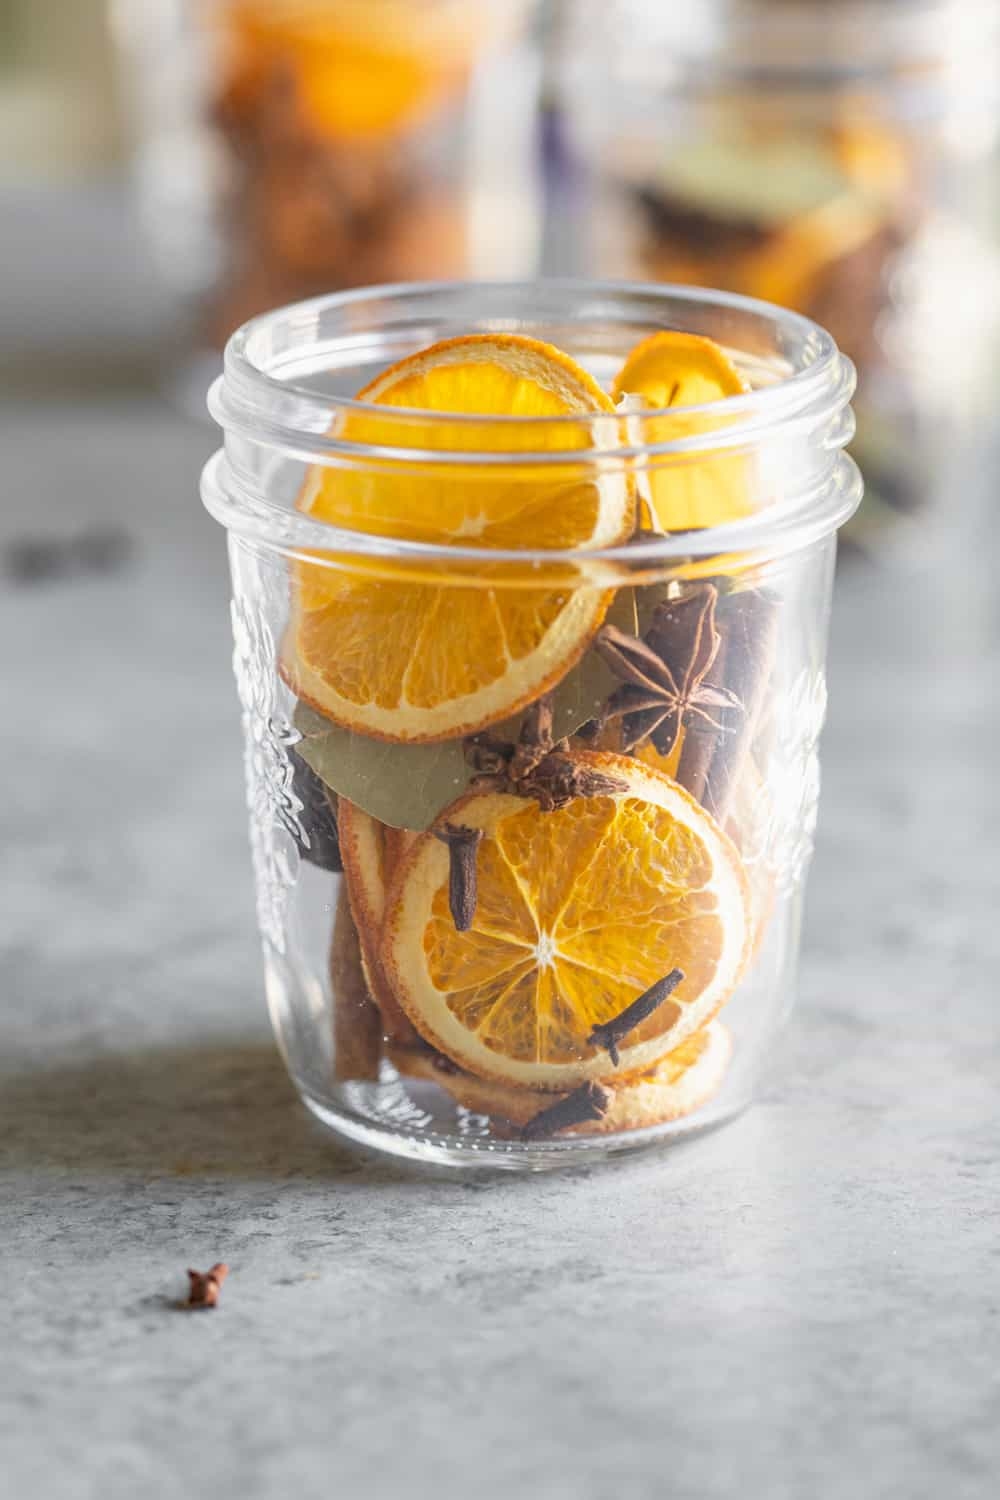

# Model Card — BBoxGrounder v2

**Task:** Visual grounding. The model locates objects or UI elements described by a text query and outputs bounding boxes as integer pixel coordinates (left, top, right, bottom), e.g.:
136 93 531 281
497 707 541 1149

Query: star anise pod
465 695 626 812
594 585 743 757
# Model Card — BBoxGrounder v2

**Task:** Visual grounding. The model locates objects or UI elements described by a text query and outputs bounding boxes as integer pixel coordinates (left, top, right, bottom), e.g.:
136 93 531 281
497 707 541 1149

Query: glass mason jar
556 0 1000 554
201 280 859 1169
110 0 541 351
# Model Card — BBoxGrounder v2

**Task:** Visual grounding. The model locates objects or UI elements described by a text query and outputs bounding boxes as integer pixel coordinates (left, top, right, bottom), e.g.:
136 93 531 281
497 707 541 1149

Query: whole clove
464 731 512 778
508 693 559 779
185 1263 229 1309
465 699 626 813
434 823 484 931
588 970 685 1066
520 1081 612 1141
517 753 627 813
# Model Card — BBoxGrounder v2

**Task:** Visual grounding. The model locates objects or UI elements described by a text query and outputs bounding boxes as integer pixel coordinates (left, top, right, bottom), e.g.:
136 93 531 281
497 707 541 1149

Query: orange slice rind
383 751 750 1090
390 1022 732 1134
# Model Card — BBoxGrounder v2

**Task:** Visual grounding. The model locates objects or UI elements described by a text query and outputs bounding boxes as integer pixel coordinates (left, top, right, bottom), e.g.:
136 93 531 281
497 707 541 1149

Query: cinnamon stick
676 585 779 822
330 884 382 1082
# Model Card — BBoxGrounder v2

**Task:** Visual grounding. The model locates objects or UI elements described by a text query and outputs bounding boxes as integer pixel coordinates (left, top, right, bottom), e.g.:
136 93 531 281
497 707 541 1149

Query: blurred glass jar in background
111 0 540 353
557 0 1000 554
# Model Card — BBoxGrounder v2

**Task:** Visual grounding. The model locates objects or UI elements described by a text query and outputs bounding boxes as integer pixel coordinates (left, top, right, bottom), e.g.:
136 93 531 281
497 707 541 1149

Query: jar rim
561 0 1000 92
211 277 847 451
203 278 860 569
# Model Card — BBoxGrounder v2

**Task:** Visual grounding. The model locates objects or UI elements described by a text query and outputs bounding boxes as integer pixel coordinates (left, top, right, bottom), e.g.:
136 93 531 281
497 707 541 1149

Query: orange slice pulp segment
612 330 753 534
285 334 634 744
383 753 750 1090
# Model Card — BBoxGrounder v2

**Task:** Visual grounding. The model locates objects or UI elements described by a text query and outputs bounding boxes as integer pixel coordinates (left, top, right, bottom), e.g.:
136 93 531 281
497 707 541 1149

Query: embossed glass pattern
202 280 860 1169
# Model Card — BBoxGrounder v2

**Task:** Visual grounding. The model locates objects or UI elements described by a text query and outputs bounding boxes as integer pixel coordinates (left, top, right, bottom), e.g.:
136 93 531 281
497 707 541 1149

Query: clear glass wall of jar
201 280 859 1169
556 0 1000 555
110 0 541 353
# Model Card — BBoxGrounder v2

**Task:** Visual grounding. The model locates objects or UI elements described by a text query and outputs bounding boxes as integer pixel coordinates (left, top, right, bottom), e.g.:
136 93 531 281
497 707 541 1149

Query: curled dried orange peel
612 330 753 533
283 333 635 745
382 753 750 1091
614 330 747 410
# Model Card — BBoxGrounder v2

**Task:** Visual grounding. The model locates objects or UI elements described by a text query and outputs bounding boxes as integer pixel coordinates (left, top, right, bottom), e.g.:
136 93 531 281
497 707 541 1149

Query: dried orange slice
285 334 634 743
338 801 417 1046
831 119 912 204
224 0 482 142
612 331 752 533
739 195 887 316
391 1022 732 1134
383 752 750 1090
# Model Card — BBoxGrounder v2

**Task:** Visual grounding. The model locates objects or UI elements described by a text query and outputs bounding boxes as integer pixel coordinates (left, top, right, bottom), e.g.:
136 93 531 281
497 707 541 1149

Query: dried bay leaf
293 588 640 829
294 706 471 830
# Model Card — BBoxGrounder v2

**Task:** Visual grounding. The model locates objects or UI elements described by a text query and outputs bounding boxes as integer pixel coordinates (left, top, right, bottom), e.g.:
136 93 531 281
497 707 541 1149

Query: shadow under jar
556 0 1000 556
112 0 540 353
201 280 860 1170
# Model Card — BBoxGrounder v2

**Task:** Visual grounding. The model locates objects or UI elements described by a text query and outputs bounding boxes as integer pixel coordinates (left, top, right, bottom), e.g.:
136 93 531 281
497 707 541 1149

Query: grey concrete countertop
3 369 999 1494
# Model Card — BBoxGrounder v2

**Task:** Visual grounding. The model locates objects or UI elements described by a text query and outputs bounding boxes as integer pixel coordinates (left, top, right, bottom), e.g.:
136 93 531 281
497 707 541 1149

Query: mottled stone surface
2 358 999 1495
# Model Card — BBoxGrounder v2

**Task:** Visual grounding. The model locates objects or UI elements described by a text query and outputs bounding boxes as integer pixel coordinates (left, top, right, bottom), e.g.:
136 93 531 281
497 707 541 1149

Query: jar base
294 1068 751 1172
